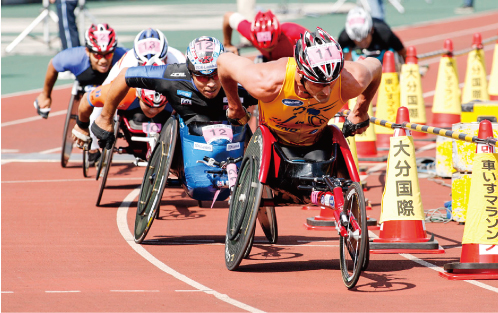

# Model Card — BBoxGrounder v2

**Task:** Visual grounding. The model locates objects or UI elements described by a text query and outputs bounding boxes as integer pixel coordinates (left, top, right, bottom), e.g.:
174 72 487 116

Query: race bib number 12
202 124 233 144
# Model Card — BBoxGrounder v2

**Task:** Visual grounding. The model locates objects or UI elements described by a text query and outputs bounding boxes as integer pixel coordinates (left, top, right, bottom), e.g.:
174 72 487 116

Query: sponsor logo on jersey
194 142 213 151
170 72 186 77
282 99 304 107
226 142 241 151
275 124 298 132
223 97 244 103
177 90 192 98
181 98 192 105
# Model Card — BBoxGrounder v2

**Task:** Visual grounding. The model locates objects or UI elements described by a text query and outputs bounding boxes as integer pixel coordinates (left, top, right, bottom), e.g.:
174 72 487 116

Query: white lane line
1 110 67 127
45 290 81 293
415 143 437 153
39 147 62 154
176 290 208 292
117 189 265 313
1 291 14 294
368 233 498 293
405 23 498 47
110 290 159 292
2 177 141 184
1 84 73 99
1 149 19 153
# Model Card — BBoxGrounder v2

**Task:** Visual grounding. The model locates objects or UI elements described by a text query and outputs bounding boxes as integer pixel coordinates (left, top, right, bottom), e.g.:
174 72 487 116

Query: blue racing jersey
52 46 127 90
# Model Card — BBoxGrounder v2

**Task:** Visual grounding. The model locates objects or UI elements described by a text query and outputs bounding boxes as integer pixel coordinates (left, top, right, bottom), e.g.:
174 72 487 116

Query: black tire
243 227 255 259
82 148 90 178
339 182 368 289
257 186 278 244
134 116 177 244
60 91 78 168
225 155 262 271
95 119 120 206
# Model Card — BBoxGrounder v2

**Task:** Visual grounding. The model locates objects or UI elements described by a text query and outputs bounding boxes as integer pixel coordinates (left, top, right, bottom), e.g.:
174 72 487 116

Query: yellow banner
380 136 424 223
400 63 426 124
462 49 490 103
375 72 399 135
432 56 461 115
462 153 498 245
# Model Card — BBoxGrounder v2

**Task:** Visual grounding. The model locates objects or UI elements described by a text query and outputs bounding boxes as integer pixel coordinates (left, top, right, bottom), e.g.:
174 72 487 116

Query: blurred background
2 0 498 94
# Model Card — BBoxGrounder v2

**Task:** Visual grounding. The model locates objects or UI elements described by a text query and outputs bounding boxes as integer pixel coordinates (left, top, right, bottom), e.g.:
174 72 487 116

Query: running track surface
3 11 498 312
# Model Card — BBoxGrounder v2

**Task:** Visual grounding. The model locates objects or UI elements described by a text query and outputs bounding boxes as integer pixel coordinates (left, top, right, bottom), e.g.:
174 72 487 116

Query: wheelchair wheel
95 119 120 206
257 186 278 244
82 148 90 178
243 227 255 259
339 182 368 289
134 116 177 244
225 155 263 270
60 93 78 168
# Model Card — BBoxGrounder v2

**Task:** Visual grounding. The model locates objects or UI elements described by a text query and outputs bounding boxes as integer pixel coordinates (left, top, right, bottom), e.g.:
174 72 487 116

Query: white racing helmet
345 7 373 42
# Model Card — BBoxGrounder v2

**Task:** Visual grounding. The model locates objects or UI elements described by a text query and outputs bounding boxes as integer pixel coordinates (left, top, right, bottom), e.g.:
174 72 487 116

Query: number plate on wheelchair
142 123 162 134
202 124 233 144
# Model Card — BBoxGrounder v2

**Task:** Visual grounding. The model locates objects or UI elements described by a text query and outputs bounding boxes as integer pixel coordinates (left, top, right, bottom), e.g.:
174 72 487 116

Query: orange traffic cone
440 120 498 280
462 33 490 103
400 46 427 138
489 31 498 100
370 106 444 254
432 39 461 128
375 51 400 150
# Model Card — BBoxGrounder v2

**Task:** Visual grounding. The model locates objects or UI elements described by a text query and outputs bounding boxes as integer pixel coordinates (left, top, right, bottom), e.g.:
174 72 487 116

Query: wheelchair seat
176 118 247 201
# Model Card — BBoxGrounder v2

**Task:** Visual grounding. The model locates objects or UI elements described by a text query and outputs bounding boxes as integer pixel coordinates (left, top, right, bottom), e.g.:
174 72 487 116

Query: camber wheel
339 182 368 289
134 116 177 244
82 148 90 178
95 119 120 206
225 156 262 270
60 83 80 168
257 186 278 244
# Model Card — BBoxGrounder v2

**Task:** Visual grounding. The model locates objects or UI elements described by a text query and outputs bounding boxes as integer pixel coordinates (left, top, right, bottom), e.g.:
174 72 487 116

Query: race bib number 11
307 44 342 67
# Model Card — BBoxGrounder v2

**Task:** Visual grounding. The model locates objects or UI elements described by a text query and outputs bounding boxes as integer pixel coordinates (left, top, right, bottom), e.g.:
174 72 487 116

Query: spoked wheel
225 155 263 270
339 182 368 289
60 86 79 168
134 116 177 244
257 186 278 244
95 119 120 206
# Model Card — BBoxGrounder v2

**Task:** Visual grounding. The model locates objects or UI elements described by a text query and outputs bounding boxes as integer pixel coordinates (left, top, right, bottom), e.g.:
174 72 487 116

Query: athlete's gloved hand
34 94 52 119
91 121 115 150
227 106 251 126
342 118 370 138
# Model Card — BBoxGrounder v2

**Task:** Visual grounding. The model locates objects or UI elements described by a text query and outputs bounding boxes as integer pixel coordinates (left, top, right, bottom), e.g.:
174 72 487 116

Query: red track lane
3 12 498 312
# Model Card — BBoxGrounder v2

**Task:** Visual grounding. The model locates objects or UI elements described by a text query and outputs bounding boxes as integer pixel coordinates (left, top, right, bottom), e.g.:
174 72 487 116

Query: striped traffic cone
370 106 444 254
400 46 427 138
489 31 498 100
440 120 498 279
432 39 461 128
462 33 490 103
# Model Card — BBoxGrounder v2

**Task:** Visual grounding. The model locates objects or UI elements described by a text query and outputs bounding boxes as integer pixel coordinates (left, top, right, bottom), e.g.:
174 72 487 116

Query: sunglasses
191 71 219 83
92 51 114 60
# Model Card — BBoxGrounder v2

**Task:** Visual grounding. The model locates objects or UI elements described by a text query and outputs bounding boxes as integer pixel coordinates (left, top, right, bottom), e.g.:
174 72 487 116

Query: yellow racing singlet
259 57 346 146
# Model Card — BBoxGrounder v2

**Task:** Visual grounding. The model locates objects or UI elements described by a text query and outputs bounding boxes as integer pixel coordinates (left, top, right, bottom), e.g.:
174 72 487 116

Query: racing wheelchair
224 124 369 289
133 114 278 248
60 81 100 177
95 108 170 206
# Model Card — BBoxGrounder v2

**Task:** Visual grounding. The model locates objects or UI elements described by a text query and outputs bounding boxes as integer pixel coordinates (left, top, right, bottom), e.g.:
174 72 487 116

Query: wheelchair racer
91 36 258 149
71 60 171 153
217 27 382 160
34 23 127 119
222 9 307 62
79 28 186 165
338 7 406 63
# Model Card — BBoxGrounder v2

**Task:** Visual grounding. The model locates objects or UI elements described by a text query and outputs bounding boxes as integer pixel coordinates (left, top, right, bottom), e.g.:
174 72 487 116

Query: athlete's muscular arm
222 12 239 55
217 53 285 119
341 57 382 135
35 59 58 110
94 67 130 133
